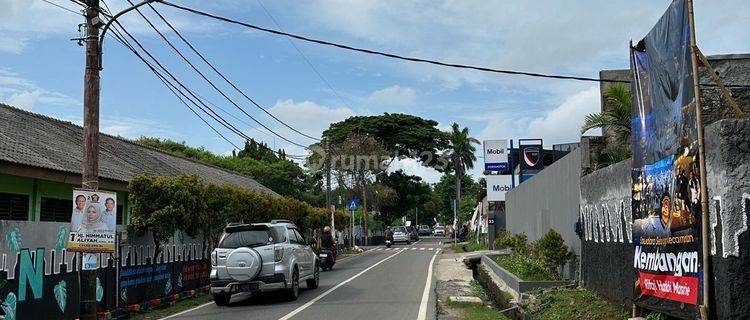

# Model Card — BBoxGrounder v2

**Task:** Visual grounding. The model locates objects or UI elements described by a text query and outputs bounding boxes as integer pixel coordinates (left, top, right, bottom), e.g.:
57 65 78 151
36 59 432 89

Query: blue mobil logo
486 147 505 155
485 162 509 171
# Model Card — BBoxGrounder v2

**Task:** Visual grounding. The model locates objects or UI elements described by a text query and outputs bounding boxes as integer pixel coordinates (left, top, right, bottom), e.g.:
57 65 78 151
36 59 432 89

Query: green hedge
128 173 347 246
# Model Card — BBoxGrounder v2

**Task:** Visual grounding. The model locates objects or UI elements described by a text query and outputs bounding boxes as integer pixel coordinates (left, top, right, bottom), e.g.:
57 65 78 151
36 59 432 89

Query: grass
128 294 212 320
451 239 488 253
492 254 560 281
526 287 628 320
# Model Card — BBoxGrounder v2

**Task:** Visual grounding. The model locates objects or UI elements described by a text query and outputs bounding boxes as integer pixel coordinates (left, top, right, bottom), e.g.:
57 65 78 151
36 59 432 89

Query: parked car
433 226 446 237
406 226 419 241
391 226 411 244
210 220 319 306
418 225 431 236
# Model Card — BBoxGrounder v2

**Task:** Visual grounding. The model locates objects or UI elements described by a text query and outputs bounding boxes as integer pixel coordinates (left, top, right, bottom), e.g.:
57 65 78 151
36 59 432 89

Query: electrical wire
128 1 311 149
40 0 82 16
255 0 353 112
158 0 750 89
158 0 628 84
110 24 307 159
145 2 323 142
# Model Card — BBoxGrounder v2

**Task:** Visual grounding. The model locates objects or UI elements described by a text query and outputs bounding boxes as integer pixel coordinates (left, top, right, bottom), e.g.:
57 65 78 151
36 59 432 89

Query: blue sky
1 0 749 182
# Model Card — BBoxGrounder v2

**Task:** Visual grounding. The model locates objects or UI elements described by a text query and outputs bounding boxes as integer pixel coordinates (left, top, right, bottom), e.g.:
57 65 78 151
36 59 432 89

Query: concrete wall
505 149 582 256
579 118 750 319
579 158 634 310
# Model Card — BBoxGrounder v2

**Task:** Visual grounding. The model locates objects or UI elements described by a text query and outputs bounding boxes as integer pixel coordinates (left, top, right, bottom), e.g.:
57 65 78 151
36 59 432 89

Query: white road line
160 300 213 320
279 249 405 320
417 252 438 320
419 248 426 251
411 247 417 250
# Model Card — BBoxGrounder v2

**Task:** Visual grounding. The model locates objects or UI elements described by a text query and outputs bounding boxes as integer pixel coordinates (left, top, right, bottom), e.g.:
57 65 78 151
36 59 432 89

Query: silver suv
209 220 319 306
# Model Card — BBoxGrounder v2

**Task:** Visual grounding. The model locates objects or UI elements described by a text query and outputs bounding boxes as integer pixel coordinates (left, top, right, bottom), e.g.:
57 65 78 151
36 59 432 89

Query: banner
486 175 513 201
630 0 701 316
520 144 543 171
67 190 117 253
483 139 509 171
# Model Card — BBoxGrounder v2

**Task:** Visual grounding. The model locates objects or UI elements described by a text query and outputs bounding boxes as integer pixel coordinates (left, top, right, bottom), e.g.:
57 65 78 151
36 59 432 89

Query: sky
1 0 749 183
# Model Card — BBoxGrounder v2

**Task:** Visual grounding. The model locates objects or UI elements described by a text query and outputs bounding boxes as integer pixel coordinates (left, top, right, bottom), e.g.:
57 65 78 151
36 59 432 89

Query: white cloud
368 85 416 107
257 99 356 157
388 157 442 184
101 116 179 139
0 68 80 109
6 90 41 110
477 86 600 147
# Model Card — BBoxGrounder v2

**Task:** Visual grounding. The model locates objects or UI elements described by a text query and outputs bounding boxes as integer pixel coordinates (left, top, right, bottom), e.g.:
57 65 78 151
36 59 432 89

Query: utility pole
81 1 101 319
325 140 331 215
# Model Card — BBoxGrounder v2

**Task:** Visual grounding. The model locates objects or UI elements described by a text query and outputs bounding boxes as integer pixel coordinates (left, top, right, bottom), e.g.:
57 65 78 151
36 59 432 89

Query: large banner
67 190 117 253
483 139 509 171
629 0 702 316
486 175 513 201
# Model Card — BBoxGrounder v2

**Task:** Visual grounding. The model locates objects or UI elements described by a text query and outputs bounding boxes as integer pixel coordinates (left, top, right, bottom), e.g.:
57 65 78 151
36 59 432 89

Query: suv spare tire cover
225 247 262 282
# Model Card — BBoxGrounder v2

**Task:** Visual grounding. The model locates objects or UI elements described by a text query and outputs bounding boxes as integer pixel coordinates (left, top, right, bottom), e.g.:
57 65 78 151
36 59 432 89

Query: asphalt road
167 237 446 320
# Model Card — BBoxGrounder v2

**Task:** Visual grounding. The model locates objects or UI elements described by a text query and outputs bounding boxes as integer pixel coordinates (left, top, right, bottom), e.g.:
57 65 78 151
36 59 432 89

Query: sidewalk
434 246 508 319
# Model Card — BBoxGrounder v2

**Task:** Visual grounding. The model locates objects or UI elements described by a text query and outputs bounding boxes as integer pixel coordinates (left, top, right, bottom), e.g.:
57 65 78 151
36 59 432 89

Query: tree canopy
322 113 448 160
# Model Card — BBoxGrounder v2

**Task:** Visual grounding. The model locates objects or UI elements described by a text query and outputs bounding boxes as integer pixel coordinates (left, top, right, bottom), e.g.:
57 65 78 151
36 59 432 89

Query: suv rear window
218 226 285 248
393 227 406 233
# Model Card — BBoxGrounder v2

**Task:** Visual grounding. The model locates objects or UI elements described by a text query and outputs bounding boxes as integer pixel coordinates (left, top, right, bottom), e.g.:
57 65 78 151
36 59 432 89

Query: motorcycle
319 248 335 271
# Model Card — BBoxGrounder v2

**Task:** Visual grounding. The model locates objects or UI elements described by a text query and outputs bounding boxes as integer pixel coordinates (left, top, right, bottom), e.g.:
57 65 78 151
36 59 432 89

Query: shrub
497 233 531 255
536 230 572 270
493 254 559 281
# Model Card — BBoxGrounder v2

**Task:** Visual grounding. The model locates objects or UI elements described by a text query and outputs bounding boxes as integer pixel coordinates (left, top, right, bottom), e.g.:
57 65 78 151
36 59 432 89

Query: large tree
322 113 448 163
443 123 479 224
376 170 432 224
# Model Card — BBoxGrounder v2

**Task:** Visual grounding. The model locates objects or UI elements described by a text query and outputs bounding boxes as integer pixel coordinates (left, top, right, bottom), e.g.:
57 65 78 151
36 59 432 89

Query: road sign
347 199 360 212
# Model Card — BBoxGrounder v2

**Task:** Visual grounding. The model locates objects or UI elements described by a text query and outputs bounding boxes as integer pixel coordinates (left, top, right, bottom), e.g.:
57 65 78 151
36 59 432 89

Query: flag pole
687 0 711 318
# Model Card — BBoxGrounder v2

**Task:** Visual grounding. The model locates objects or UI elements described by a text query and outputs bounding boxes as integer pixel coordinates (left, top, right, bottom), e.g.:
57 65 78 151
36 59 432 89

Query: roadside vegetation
451 235 489 253
523 287 628 320
129 293 212 320
492 230 573 281
446 280 510 320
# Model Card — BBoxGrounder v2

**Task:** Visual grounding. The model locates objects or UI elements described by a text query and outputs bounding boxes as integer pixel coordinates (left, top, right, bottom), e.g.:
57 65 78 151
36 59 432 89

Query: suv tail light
274 245 284 262
211 250 217 266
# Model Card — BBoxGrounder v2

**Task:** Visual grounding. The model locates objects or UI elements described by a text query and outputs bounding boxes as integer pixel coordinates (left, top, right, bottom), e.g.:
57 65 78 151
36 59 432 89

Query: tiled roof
0 104 277 196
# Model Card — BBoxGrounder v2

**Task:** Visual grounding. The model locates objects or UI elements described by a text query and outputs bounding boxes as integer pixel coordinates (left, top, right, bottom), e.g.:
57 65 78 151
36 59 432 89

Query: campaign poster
67 190 117 253
629 0 702 316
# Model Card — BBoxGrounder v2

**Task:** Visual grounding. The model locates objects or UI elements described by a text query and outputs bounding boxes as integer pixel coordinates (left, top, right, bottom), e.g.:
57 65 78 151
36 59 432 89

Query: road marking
411 247 417 250
419 248 426 251
278 249 405 320
417 252 438 320
160 300 213 320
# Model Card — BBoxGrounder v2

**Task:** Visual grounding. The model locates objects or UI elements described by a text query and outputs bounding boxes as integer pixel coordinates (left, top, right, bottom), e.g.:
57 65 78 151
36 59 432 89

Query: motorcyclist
385 227 394 242
321 226 336 261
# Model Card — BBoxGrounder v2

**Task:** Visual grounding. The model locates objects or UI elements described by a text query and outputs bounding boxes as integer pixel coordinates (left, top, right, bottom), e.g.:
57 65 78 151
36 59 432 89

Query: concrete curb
481 255 573 295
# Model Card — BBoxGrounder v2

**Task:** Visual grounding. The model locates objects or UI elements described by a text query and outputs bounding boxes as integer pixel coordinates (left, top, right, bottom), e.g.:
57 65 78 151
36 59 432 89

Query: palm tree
580 83 633 168
445 123 479 223
580 83 632 143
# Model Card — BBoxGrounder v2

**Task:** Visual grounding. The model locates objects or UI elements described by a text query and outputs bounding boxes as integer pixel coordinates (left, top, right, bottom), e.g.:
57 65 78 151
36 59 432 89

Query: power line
110 24 306 159
255 0 353 110
108 25 243 149
43 1 309 158
157 0 628 84
158 0 750 89
40 0 82 16
128 1 311 149
145 2 323 142
110 24 309 159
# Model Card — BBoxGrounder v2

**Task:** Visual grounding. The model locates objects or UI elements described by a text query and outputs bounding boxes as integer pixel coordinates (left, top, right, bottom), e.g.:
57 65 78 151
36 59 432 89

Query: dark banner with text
629 0 702 317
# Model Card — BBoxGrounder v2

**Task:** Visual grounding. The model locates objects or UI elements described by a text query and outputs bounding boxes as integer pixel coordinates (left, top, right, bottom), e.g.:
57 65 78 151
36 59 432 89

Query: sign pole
687 0 711 317
509 140 516 187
